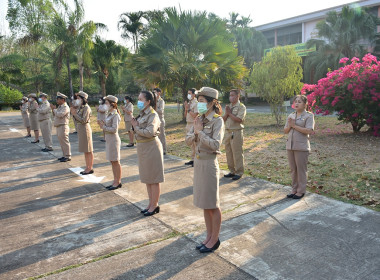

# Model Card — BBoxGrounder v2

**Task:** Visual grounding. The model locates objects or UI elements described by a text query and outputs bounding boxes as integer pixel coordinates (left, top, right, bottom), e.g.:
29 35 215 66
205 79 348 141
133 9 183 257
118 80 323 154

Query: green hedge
0 84 23 106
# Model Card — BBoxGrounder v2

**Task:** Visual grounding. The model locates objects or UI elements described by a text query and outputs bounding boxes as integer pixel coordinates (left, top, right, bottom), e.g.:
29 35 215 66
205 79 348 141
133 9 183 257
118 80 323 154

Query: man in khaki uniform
184 88 198 166
223 89 246 180
154 88 167 155
51 92 71 162
37 93 53 152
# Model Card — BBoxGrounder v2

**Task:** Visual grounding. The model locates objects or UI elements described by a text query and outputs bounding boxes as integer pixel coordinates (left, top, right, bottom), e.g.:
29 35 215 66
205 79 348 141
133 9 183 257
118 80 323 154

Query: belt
226 128 243 132
136 137 156 143
195 153 217 160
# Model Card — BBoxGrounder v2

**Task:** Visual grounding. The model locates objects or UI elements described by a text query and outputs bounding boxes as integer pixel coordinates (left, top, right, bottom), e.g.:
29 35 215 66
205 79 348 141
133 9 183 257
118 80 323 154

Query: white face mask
75 99 82 106
187 94 192 100
124 100 127 104
99 100 102 105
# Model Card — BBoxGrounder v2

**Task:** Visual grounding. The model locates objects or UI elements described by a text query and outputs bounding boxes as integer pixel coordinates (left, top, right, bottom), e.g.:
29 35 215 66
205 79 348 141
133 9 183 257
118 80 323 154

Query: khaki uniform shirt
104 111 121 134
21 102 29 114
28 100 38 115
186 98 198 123
134 107 161 142
97 104 107 121
225 101 246 130
123 102 133 121
53 103 70 127
285 111 315 151
74 104 92 124
186 111 225 159
37 100 52 121
156 97 165 121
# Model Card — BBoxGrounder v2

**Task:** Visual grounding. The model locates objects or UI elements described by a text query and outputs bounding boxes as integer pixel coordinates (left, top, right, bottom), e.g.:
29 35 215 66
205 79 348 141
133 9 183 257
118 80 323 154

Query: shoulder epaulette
213 114 220 118
151 108 155 114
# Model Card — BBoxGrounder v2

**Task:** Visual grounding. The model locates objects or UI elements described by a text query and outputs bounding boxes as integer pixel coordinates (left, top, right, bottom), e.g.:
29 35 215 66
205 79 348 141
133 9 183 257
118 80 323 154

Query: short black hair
99 97 105 104
153 88 161 93
188 88 196 94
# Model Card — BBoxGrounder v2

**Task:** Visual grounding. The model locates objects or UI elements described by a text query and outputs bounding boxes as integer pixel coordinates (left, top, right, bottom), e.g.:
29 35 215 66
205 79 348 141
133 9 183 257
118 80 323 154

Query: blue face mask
197 102 208 115
137 100 145 110
38 98 43 103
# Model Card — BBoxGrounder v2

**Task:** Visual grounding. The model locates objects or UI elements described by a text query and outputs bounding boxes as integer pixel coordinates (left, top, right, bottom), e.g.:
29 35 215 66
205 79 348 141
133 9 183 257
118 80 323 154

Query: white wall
303 19 323 42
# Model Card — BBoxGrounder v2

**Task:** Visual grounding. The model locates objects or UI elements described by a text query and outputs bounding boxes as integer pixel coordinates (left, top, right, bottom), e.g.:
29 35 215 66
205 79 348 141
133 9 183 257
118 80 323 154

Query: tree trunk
66 56 74 98
100 76 106 96
79 59 84 91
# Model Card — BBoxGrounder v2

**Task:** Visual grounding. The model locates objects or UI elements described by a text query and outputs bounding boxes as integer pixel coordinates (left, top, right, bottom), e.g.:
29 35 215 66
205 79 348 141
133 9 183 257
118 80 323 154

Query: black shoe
293 194 305 199
287 193 296 198
42 148 53 152
100 139 106 142
80 169 94 175
185 160 194 166
164 152 166 155
224 173 235 178
196 243 206 250
31 140 39 143
199 239 220 253
60 157 71 162
232 175 241 180
144 206 160 216
126 143 134 147
72 131 77 134
141 208 149 213
25 135 32 138
108 183 122 190
58 157 65 161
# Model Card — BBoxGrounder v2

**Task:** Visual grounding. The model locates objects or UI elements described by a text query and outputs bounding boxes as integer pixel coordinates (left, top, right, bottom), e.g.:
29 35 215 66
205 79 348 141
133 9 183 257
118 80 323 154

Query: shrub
0 84 23 106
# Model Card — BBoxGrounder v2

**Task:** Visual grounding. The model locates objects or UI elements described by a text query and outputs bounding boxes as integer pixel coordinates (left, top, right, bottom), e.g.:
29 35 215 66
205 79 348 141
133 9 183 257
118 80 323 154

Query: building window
277 24 302 46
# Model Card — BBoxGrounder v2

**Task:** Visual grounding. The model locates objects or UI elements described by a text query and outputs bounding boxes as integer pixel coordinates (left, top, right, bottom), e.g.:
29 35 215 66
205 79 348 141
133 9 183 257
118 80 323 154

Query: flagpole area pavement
0 112 379 280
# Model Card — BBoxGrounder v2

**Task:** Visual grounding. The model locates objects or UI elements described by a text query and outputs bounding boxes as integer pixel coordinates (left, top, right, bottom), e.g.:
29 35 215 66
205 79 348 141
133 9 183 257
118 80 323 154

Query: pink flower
352 113 359 118
351 57 360 63
339 57 349 64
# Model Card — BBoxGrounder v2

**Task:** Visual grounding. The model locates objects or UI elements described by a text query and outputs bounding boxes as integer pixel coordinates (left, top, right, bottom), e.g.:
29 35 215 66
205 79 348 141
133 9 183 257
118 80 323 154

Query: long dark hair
198 95 223 115
109 101 121 115
77 95 88 105
125 96 133 104
141 90 157 110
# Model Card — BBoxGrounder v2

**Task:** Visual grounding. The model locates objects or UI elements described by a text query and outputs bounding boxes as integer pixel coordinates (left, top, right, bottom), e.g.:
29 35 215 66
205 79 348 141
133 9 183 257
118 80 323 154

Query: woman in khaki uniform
122 96 134 147
71 91 94 175
185 87 224 253
37 93 53 152
184 88 198 166
98 95 122 190
131 90 164 216
96 97 107 142
28 93 40 143
284 95 315 199
20 97 31 137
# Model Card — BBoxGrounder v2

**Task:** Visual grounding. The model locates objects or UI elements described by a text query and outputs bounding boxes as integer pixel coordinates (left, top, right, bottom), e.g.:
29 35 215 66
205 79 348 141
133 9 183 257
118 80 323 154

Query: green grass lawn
77 106 380 211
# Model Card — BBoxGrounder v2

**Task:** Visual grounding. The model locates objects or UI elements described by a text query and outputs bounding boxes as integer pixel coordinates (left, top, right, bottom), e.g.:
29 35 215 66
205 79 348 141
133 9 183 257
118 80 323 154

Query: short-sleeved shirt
37 101 52 121
134 107 161 141
186 98 198 123
156 97 165 121
285 111 315 151
225 101 246 130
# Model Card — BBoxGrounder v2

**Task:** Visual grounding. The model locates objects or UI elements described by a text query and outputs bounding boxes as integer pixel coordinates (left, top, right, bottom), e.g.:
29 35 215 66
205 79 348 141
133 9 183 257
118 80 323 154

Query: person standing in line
28 93 40 143
131 90 164 216
153 88 167 155
184 88 198 167
284 95 315 199
71 92 79 134
185 87 224 253
222 89 246 181
122 96 134 147
98 95 122 190
20 96 31 137
51 92 71 162
71 91 94 175
37 93 53 152
96 97 107 142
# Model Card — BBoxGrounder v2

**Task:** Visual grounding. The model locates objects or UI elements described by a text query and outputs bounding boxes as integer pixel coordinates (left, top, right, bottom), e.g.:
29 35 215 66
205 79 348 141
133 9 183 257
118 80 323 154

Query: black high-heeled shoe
140 208 149 213
31 140 39 143
199 239 220 253
196 243 206 250
293 193 305 199
80 169 94 175
287 193 296 198
144 206 160 216
108 183 122 190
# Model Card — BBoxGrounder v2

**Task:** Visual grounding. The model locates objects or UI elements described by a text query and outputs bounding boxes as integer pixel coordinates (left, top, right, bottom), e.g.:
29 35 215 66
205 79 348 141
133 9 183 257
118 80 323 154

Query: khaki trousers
186 122 195 160
287 150 309 194
159 119 166 153
225 129 244 176
56 124 71 158
39 119 52 149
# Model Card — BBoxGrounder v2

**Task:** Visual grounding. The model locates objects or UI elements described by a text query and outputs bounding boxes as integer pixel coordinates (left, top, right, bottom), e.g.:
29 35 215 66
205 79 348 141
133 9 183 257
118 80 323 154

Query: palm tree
91 36 123 96
131 7 246 113
305 5 377 83
118 11 145 53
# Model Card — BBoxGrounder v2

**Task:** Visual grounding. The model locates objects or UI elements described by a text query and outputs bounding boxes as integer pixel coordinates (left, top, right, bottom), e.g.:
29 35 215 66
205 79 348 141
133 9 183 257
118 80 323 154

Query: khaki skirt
193 156 220 209
22 112 30 128
137 137 164 184
29 112 39 130
105 132 121 161
77 123 93 153
124 121 132 132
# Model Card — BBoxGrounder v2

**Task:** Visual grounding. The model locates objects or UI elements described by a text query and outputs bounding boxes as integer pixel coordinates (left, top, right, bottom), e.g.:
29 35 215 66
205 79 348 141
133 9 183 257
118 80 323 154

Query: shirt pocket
203 125 213 136
295 117 306 128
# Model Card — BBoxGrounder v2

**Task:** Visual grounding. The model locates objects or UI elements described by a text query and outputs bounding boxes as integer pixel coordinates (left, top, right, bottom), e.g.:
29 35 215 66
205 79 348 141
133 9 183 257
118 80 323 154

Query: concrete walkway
0 112 379 280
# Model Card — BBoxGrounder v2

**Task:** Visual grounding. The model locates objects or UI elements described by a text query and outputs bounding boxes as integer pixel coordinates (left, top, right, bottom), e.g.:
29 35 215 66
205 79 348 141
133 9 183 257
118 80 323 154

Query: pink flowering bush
302 53 380 136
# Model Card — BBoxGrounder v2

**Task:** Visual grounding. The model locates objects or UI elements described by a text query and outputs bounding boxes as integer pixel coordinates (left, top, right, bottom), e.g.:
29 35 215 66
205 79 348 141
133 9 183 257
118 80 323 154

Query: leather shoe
58 157 65 161
108 183 122 190
141 208 149 213
232 175 241 180
199 239 220 253
41 148 53 152
126 143 134 147
31 140 39 143
144 206 160 216
80 169 94 175
196 243 205 250
185 160 194 166
293 193 305 199
287 193 296 198
60 157 71 162
224 173 235 178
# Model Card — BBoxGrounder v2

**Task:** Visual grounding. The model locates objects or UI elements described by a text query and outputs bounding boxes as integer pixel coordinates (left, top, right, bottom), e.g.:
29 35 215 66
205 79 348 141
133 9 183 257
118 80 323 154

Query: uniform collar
204 110 216 122
142 106 152 115
230 100 240 107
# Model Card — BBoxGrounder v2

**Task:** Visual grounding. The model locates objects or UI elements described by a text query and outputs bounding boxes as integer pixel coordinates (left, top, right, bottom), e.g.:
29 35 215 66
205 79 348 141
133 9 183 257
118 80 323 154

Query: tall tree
91 36 123 96
305 5 377 83
118 11 145 53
